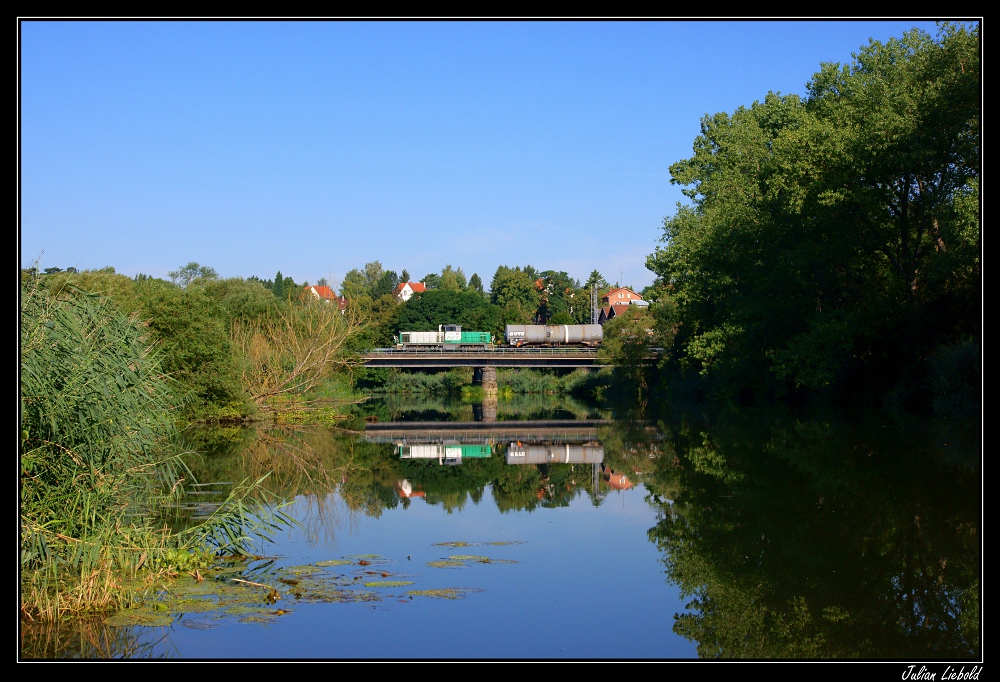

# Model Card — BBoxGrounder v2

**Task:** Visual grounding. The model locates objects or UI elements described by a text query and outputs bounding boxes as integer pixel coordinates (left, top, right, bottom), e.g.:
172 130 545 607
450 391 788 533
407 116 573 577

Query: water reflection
639 406 981 660
21 618 178 659
26 395 979 659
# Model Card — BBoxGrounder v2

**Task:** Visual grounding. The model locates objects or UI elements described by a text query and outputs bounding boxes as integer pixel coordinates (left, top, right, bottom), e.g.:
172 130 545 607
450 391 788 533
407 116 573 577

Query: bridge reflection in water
365 419 622 498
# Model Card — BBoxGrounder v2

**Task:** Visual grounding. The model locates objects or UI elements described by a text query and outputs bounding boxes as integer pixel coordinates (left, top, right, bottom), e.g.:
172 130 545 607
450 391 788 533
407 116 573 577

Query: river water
22 395 981 660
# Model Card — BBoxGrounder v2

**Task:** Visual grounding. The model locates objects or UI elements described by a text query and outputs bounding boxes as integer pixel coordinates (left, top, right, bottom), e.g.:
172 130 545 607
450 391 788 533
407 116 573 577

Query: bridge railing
363 346 600 357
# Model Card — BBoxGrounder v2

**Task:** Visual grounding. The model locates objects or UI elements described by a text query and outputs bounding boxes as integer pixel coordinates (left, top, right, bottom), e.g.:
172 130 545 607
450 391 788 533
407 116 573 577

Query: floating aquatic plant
104 609 175 627
407 588 484 600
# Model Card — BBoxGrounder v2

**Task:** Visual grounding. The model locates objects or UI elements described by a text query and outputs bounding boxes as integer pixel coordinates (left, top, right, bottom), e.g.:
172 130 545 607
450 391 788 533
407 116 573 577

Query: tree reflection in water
638 407 980 659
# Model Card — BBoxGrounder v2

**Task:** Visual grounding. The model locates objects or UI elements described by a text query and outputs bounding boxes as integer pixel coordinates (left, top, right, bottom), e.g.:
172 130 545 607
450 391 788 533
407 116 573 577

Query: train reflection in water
504 442 604 465
393 437 633 502
397 443 492 466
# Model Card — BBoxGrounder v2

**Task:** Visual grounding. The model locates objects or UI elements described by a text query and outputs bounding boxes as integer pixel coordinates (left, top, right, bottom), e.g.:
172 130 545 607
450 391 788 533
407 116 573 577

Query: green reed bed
20 275 290 622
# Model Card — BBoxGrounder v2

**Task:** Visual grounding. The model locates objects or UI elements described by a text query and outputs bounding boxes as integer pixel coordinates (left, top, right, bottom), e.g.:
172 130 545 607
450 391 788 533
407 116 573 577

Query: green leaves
648 24 980 401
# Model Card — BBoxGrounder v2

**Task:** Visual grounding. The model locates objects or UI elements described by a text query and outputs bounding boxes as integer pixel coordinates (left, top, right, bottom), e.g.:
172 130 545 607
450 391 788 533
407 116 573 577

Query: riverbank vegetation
33 265 363 423
19 274 294 621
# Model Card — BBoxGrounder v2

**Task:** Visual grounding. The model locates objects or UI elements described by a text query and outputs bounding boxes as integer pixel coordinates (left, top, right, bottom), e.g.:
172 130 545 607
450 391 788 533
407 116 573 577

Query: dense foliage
646 24 980 407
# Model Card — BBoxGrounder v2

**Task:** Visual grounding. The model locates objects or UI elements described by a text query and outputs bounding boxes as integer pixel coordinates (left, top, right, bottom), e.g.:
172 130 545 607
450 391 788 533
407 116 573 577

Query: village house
301 285 347 312
393 281 427 302
601 286 645 307
598 287 648 325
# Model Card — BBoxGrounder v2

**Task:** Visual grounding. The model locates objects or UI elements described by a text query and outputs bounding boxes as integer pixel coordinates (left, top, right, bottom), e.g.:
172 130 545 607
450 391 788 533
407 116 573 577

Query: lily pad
315 559 353 567
486 541 525 546
346 554 380 559
164 597 218 614
427 560 465 568
446 554 519 565
223 605 276 616
433 541 478 548
363 580 415 588
104 609 174 627
407 588 484 600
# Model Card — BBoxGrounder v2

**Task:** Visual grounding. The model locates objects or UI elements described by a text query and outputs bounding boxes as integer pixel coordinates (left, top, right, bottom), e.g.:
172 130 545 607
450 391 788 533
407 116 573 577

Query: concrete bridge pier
473 366 498 422
472 366 498 396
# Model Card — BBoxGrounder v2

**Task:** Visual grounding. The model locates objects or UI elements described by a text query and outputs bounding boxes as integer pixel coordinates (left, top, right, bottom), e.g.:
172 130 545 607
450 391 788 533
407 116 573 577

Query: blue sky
20 19 944 292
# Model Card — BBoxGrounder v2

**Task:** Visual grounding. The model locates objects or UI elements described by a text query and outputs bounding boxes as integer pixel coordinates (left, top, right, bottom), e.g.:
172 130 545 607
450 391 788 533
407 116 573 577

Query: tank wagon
504 324 603 347
396 324 492 349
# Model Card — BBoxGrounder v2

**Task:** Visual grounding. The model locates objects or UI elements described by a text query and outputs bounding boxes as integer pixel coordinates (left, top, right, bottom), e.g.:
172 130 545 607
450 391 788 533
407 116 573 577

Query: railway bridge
361 346 604 368
360 347 607 396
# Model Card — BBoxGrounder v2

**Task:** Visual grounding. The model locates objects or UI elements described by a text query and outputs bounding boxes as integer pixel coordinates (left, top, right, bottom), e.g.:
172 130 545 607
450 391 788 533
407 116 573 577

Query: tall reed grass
20 274 290 621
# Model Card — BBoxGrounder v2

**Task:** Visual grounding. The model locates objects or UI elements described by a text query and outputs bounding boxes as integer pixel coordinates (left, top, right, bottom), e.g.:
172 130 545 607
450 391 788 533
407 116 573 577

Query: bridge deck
363 419 611 442
362 347 606 368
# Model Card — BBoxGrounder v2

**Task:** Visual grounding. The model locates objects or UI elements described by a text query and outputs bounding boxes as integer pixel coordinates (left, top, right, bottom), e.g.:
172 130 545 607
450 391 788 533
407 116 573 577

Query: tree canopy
646 23 980 402
397 289 502 337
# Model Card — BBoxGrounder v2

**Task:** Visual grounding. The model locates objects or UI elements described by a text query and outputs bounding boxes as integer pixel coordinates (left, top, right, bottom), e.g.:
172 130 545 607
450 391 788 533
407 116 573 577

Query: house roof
310 285 336 300
394 281 427 295
602 287 643 300
601 303 632 316
605 472 634 490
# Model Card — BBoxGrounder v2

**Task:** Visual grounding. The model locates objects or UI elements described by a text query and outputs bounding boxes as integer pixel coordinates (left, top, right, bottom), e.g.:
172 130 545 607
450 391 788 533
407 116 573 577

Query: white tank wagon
504 324 603 347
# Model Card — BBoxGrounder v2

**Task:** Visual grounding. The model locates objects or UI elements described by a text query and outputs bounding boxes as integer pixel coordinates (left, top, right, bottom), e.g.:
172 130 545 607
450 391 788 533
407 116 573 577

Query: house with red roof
601 464 634 491
302 285 347 312
598 303 633 325
303 285 337 302
394 281 427 302
601 287 645 307
598 287 648 325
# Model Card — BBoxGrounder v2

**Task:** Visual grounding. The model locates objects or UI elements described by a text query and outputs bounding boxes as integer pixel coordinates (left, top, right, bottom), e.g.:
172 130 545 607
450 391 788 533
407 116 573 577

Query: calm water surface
23 396 981 660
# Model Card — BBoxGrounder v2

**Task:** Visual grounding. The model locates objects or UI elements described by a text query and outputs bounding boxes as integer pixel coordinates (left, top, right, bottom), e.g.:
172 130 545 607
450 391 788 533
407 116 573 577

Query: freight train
394 323 602 349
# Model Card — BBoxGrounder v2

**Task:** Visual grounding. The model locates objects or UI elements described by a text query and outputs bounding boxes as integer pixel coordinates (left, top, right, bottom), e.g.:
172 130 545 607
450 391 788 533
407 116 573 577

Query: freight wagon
503 324 603 347
395 324 492 349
